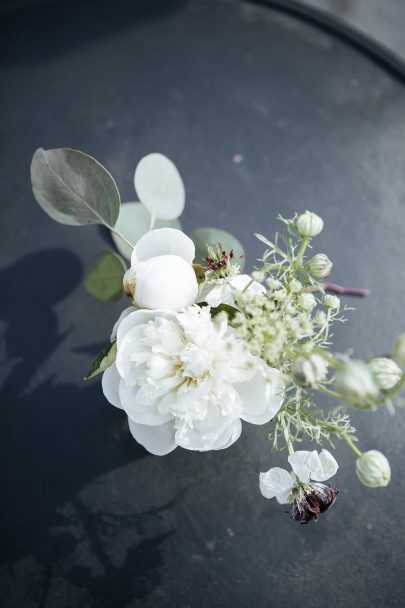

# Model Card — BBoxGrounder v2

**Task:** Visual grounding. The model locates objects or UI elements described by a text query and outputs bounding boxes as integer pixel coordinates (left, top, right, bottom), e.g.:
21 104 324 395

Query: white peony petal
259 467 294 503
110 307 134 341
119 382 173 426
238 360 284 425
128 418 177 456
314 449 339 481
175 414 241 452
134 153 185 221
101 363 122 409
131 227 195 266
212 419 242 450
116 309 177 347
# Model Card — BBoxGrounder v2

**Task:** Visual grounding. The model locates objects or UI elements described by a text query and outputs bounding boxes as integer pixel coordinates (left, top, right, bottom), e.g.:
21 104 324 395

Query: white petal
288 450 323 483
110 307 134 341
133 255 198 311
128 418 177 456
134 153 185 221
119 381 173 426
230 274 265 296
175 415 241 452
116 309 177 347
238 360 284 425
212 419 242 450
314 449 339 481
259 467 294 503
101 363 122 409
131 227 195 266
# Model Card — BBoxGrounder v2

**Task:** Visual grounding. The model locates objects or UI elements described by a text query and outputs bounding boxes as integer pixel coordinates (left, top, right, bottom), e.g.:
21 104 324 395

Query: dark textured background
1 1 405 606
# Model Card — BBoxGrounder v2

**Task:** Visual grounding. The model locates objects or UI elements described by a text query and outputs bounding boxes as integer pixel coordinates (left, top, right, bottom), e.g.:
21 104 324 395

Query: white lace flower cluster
103 228 284 455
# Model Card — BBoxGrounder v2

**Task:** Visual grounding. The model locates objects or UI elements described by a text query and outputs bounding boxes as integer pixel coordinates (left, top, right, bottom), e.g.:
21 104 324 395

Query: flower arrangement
30 148 404 524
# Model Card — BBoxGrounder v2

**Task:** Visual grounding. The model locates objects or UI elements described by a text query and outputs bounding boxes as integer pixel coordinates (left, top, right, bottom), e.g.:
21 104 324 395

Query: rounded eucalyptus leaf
191 227 245 267
134 153 185 220
30 147 121 228
111 202 181 260
84 251 127 301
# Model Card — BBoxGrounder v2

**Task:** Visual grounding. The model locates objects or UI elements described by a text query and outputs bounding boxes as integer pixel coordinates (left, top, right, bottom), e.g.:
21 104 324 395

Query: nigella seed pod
296 211 324 238
356 450 391 488
291 484 339 524
368 357 402 390
308 253 333 279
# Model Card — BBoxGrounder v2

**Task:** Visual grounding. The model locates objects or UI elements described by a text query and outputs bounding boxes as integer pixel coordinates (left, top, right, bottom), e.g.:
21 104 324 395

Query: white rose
200 273 265 307
102 305 284 455
129 228 198 311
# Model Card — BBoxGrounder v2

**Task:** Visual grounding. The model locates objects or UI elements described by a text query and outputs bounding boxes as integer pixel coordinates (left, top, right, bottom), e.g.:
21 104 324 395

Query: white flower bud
132 255 198 311
314 311 327 326
368 357 402 390
299 292 316 310
308 254 333 279
289 278 302 294
393 334 405 365
266 277 282 290
335 360 379 409
292 354 328 387
296 211 324 238
251 270 265 283
356 450 391 488
272 289 287 302
323 294 340 310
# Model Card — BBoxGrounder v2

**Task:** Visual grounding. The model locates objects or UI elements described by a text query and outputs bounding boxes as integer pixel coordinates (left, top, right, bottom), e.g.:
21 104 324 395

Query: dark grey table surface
1 1 405 607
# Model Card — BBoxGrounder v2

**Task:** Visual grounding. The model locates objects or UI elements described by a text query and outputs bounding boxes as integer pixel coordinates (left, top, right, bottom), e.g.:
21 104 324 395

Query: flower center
180 344 212 380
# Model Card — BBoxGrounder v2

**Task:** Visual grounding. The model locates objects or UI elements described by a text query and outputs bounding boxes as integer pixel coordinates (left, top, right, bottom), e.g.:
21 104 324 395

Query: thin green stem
342 433 362 458
241 278 254 294
111 228 135 250
294 237 309 267
279 415 295 455
317 385 341 400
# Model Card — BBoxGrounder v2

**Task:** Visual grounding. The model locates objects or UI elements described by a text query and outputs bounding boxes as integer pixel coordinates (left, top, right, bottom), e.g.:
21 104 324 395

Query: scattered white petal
259 467 294 503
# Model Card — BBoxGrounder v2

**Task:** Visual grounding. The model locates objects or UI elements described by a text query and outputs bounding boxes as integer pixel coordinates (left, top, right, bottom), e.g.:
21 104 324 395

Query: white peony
128 228 198 311
200 274 265 307
259 449 338 504
102 305 284 455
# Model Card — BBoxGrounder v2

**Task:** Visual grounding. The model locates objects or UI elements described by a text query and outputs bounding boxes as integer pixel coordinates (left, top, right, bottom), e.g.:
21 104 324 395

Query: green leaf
111 202 182 260
198 301 239 320
84 251 126 301
30 147 121 228
134 153 185 220
85 340 117 380
190 228 245 268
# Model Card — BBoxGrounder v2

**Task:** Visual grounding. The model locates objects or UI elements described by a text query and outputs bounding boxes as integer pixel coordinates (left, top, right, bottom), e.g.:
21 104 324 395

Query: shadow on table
0 0 189 67
0 249 177 606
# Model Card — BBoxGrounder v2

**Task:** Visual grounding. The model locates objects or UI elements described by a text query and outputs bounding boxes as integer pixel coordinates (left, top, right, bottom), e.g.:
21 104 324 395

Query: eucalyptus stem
111 228 135 250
